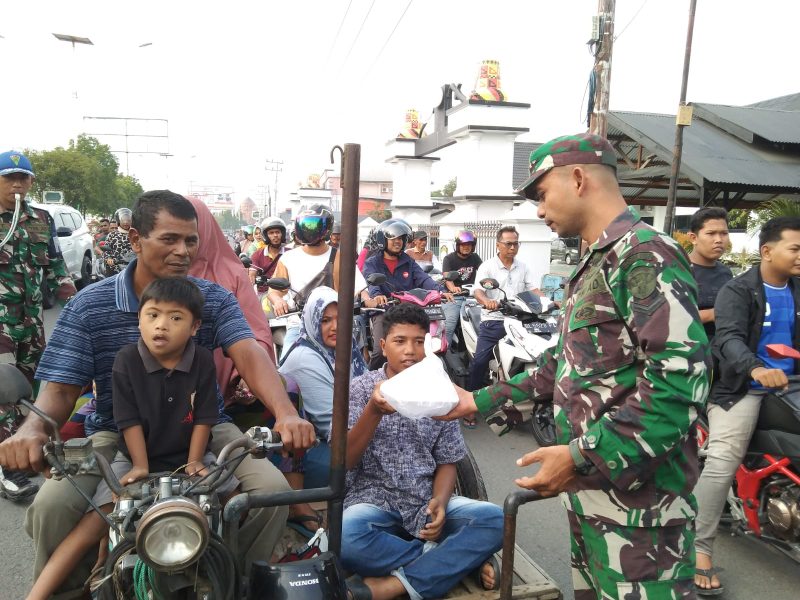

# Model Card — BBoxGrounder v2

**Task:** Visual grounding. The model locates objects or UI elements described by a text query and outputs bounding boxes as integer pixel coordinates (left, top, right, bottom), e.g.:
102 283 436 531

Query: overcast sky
2 0 796 208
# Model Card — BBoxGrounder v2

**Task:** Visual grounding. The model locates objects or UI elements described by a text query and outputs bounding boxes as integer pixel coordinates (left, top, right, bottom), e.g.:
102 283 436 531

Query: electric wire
614 0 651 42
336 0 377 78
325 0 354 69
363 0 414 80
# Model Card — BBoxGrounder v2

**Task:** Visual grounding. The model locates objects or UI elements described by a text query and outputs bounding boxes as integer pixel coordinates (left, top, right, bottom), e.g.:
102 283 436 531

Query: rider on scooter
249 216 288 294
442 230 483 347
362 219 453 368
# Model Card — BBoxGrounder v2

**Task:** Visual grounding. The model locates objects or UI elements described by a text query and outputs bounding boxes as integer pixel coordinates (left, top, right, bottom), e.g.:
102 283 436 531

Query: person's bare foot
695 552 722 593
480 559 497 590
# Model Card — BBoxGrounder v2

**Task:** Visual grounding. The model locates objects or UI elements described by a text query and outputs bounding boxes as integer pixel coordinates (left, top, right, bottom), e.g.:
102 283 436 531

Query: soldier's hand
751 367 789 389
433 384 478 421
515 445 576 497
0 421 50 475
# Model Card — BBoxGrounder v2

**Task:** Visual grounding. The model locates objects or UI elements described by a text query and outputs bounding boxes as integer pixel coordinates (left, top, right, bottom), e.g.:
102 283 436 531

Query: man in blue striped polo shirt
0 190 316 595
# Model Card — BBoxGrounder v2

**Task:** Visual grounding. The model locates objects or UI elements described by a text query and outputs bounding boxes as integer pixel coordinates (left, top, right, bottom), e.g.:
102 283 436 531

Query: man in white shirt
468 226 538 391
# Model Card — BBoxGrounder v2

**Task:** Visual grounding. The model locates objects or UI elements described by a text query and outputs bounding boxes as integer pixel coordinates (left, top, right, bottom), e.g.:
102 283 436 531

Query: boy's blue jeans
340 496 504 600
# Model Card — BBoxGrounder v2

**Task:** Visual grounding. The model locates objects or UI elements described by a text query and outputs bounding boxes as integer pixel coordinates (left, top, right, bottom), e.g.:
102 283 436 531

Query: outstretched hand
514 445 576 497
433 384 478 421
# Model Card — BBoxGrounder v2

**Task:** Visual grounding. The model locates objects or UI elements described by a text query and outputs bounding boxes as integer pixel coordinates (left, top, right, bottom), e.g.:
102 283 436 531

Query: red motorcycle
697 343 800 563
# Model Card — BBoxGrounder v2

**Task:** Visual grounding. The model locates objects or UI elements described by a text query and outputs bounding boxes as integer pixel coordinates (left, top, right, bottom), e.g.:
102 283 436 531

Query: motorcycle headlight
136 497 209 571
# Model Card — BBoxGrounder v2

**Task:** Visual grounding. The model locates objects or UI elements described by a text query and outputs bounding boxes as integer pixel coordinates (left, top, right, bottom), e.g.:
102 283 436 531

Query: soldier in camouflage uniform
0 151 76 501
441 133 710 599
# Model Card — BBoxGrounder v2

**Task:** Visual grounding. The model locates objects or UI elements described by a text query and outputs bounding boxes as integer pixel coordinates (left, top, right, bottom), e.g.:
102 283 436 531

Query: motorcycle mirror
240 256 252 268
422 264 434 273
266 277 291 291
366 273 387 286
0 364 32 406
480 278 500 290
443 271 461 282
766 343 800 360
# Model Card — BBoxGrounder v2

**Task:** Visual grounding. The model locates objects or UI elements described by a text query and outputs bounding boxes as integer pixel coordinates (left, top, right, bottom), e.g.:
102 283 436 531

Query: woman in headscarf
187 197 276 403
279 286 368 488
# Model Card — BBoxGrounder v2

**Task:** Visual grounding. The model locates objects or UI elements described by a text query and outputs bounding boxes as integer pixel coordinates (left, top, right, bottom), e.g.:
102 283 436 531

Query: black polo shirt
690 261 733 339
112 338 219 472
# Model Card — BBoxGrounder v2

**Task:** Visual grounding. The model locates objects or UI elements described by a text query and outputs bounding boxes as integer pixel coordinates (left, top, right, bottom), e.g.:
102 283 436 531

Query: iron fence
464 221 502 262
411 224 440 257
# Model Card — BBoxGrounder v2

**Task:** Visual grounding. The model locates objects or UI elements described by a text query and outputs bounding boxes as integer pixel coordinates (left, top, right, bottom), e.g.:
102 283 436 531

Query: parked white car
30 201 95 306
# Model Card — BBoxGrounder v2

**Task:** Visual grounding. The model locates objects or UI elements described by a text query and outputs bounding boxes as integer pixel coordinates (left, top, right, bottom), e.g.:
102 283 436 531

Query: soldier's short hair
382 304 429 339
139 276 204 321
496 225 518 242
690 207 728 233
759 216 800 248
132 190 198 238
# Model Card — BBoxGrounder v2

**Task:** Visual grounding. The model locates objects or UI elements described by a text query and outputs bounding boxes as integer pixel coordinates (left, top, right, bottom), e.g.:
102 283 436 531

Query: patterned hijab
287 286 367 378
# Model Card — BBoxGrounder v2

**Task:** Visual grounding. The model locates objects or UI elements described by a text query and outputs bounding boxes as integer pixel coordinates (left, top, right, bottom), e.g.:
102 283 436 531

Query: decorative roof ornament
397 108 424 139
470 59 505 102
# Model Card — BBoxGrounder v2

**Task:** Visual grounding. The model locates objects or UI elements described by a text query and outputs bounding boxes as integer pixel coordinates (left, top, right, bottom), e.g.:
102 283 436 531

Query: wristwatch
569 437 594 476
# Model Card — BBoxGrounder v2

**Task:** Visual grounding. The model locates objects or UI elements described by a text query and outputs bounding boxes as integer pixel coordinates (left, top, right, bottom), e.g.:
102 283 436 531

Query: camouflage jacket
474 208 710 527
0 203 76 326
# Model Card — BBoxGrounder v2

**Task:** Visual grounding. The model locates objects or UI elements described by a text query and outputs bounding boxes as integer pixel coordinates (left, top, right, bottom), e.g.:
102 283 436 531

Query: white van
30 202 95 306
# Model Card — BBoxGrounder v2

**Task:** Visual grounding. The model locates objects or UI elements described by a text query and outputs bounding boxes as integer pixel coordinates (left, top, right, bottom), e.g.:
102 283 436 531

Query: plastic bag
380 336 459 418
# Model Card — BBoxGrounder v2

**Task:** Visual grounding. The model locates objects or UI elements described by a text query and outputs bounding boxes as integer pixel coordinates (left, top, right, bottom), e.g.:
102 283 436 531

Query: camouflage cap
514 133 616 200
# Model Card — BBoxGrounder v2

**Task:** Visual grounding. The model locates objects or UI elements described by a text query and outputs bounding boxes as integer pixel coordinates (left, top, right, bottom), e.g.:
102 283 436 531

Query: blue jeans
468 320 506 391
341 497 503 600
442 296 465 347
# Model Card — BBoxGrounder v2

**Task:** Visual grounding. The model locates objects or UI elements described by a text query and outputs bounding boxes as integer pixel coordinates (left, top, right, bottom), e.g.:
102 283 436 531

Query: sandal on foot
695 567 724 596
287 510 324 536
346 574 373 600
463 417 478 429
474 554 501 591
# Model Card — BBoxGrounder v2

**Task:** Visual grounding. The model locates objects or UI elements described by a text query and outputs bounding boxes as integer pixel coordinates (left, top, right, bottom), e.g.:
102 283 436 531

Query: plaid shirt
345 367 467 536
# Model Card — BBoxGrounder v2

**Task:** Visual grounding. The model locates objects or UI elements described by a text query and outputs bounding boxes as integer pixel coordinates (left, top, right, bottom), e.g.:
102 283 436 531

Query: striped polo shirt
36 259 253 435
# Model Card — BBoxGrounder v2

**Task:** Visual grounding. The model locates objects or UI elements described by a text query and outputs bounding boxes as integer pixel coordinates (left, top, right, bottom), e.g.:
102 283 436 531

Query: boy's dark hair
139 277 204 321
132 190 197 238
382 303 430 338
496 225 518 241
690 207 728 233
99 218 110 225
759 216 800 249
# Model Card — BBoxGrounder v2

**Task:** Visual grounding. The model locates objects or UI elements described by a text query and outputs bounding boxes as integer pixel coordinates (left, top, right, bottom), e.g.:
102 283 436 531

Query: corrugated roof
748 93 800 111
608 111 800 191
693 102 800 144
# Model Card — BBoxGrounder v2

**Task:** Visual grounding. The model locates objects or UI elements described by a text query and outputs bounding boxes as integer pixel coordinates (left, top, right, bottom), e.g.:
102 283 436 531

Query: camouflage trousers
568 510 696 600
0 320 44 442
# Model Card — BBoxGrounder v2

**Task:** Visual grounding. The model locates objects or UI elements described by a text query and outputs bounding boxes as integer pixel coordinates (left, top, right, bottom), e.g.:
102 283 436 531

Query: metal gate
464 221 502 261
411 224 440 257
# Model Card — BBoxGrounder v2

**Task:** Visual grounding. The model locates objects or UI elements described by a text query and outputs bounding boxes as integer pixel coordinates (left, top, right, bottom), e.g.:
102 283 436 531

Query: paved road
3 299 800 598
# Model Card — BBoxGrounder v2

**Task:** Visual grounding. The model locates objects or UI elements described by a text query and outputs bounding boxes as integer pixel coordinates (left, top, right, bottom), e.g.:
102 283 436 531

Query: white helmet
260 217 287 244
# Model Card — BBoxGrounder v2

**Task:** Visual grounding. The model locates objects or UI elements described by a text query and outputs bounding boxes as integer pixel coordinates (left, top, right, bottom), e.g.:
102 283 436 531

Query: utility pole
588 0 615 138
264 159 283 217
663 0 698 235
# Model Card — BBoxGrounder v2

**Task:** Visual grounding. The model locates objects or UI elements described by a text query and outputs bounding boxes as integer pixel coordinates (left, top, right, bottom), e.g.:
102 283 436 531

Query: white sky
1 0 797 209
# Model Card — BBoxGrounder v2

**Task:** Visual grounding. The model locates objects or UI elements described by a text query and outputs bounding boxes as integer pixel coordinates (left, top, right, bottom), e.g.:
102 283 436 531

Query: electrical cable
363 0 414 80
325 0 354 68
614 0 651 42
336 0 377 78
586 70 597 127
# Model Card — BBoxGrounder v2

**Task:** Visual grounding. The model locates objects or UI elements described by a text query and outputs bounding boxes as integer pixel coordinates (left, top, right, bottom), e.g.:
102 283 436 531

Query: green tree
749 197 800 231
431 177 457 198
367 207 391 222
214 210 242 231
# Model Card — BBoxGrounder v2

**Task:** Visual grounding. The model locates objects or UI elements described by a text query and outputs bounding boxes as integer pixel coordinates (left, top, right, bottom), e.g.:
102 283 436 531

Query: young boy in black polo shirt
28 277 237 600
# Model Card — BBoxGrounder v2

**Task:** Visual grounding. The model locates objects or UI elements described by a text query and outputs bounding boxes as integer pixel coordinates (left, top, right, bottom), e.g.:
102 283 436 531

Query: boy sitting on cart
341 304 503 600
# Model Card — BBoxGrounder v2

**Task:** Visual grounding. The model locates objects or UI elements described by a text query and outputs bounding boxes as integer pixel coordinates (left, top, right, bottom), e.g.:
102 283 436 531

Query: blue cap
0 151 35 178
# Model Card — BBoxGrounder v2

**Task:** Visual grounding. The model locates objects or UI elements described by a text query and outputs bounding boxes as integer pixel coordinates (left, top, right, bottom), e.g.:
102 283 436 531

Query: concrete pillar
501 201 552 288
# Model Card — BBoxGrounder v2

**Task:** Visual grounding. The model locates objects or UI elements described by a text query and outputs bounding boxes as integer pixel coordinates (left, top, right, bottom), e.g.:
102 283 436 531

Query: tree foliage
214 210 242 231
366 207 392 223
26 134 143 217
749 197 800 231
431 177 457 198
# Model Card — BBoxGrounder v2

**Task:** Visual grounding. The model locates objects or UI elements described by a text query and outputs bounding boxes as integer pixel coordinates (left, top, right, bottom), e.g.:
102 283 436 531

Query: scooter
470 278 560 446
697 343 800 564
0 364 344 600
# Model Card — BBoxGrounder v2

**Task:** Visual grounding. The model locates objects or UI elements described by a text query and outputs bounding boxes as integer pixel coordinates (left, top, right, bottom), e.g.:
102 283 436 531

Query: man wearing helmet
328 223 342 248
249 217 287 293
442 230 483 346
362 219 453 368
104 208 133 275
268 205 378 357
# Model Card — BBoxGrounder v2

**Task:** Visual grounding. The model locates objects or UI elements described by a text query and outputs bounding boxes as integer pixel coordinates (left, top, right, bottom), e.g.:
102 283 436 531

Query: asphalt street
2 278 800 598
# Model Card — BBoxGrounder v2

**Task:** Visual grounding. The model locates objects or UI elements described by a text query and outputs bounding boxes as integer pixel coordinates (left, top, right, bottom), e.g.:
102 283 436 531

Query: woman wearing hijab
187 197 276 403
279 286 368 488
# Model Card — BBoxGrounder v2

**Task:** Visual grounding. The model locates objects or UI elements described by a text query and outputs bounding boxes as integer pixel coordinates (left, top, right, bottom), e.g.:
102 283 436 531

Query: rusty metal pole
326 144 360 556
663 0 698 235
588 0 615 138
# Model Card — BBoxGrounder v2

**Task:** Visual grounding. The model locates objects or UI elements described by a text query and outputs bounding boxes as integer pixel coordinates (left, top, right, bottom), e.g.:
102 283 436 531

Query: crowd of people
0 131 796 599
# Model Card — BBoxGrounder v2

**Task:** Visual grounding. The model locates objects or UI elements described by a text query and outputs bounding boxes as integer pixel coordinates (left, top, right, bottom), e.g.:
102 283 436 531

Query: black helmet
375 218 412 252
294 205 333 245
260 216 287 244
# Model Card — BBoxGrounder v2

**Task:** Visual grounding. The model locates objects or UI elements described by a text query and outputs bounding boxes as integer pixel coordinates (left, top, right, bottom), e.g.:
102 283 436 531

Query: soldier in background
0 151 76 502
439 134 710 598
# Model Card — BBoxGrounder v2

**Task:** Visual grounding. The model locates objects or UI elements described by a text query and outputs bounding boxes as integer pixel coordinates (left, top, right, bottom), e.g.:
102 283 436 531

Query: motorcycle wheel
531 403 556 447
455 446 488 501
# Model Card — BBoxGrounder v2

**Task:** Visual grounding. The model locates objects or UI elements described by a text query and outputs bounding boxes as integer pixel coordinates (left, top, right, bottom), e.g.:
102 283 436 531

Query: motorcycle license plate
525 321 558 334
424 306 445 320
